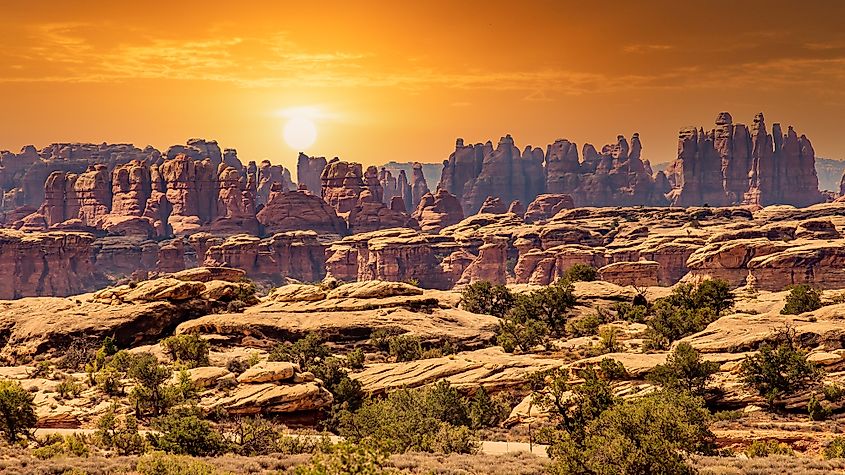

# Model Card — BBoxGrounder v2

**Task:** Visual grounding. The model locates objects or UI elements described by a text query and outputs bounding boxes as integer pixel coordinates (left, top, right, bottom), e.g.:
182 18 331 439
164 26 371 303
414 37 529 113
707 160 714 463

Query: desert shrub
135 452 216 475
149 408 226 456
225 358 250 375
56 375 84 399
745 439 794 457
596 325 622 354
598 357 629 381
161 334 209 368
387 334 423 362
824 383 845 402
825 436 845 459
496 314 548 353
565 312 606 337
781 284 823 315
644 301 718 350
467 387 511 429
95 366 124 395
612 302 649 323
562 263 598 282
0 380 37 443
712 410 744 422
96 405 147 455
128 354 194 417
534 365 618 441
268 333 330 368
648 342 719 396
808 394 831 421
369 328 405 351
459 281 515 317
497 279 578 353
337 381 480 454
740 326 823 406
58 337 99 370
546 390 714 475
222 416 282 456
293 441 388 475
346 348 366 370
643 279 735 350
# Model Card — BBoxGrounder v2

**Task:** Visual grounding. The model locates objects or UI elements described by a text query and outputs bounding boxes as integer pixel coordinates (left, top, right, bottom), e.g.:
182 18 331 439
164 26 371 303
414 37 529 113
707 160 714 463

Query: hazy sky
3 0 845 171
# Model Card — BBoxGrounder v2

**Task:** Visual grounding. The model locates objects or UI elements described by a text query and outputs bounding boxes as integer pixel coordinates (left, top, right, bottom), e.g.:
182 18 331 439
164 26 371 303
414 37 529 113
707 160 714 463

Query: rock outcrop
666 112 823 207
523 193 574 223
256 186 347 235
412 189 465 233
320 159 364 216
296 153 327 194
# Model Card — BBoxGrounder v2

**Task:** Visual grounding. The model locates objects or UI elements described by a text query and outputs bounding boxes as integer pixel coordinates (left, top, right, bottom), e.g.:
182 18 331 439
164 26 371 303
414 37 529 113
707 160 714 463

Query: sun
283 117 317 151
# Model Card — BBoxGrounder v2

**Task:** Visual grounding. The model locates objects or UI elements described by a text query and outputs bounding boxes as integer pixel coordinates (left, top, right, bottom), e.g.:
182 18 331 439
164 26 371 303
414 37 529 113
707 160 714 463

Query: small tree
161 334 209 368
128 353 181 417
781 284 823 315
648 342 719 396
268 333 331 368
0 381 36 443
740 326 823 406
562 263 598 283
459 281 514 317
547 390 714 475
149 408 225 456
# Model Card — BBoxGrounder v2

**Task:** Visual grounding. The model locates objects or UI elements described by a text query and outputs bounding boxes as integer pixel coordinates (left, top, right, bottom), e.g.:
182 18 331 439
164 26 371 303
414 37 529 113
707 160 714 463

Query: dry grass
0 446 548 474
694 455 845 475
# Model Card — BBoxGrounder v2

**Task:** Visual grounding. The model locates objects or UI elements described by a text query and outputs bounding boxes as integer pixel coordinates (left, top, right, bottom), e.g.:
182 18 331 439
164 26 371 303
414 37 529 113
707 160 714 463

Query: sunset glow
2 0 845 168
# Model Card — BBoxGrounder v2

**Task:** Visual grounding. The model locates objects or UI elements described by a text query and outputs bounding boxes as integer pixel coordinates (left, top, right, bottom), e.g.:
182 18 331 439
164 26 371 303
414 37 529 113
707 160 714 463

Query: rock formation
412 189 465 233
666 112 823 207
296 153 327 194
410 162 430 209
346 190 418 234
523 193 574 223
256 185 347 235
320 159 364 216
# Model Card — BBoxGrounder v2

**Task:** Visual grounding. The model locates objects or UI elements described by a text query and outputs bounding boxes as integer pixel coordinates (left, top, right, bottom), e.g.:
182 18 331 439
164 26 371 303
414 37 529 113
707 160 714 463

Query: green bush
346 348 366 370
268 333 331 368
534 365 617 441
149 408 226 456
781 284 823 315
0 380 37 443
547 390 714 475
825 436 845 459
56 375 84 399
161 334 210 368
644 301 718 350
468 387 511 429
136 452 216 475
613 302 648 323
496 315 548 353
293 441 389 475
744 439 794 457
128 353 194 417
562 263 598 282
808 394 831 421
566 312 605 337
496 279 578 353
824 383 845 402
96 406 148 455
648 342 719 396
596 325 622 354
459 281 515 317
337 381 480 454
740 326 823 406
387 334 423 362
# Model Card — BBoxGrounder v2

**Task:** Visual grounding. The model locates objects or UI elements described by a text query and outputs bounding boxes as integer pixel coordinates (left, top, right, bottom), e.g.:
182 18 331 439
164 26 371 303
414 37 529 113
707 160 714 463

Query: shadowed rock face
296 153 327 194
438 133 666 213
666 112 823 208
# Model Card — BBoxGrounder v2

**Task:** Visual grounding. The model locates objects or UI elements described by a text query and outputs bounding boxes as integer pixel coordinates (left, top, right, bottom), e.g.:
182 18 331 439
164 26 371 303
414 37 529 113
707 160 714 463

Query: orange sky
3 0 845 172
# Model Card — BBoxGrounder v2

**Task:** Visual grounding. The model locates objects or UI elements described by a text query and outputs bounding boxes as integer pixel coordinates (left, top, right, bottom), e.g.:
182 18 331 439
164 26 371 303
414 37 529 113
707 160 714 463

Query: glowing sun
283 116 317 151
